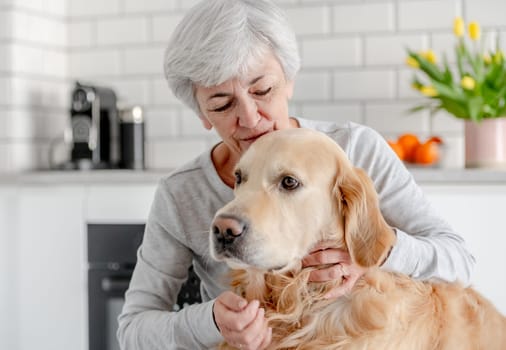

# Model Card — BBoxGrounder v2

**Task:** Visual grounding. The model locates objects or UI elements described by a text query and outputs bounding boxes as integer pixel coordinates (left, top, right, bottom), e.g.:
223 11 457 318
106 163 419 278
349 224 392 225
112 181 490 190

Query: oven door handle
101 277 130 292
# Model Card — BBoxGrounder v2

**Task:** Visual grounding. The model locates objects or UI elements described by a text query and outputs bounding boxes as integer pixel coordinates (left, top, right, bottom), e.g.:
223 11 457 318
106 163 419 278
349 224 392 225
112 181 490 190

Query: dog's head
210 128 395 272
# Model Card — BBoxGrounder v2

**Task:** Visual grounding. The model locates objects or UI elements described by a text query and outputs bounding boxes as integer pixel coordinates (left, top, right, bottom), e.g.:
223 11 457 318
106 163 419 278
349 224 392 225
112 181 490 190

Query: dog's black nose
212 214 246 246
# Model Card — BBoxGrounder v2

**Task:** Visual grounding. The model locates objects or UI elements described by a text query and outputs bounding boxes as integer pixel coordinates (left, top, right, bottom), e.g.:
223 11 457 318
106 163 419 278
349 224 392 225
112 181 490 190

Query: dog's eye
234 170 242 185
281 176 300 190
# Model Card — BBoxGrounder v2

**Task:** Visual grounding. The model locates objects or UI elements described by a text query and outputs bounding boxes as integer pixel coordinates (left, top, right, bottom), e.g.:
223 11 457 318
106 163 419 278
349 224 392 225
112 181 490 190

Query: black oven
87 224 201 350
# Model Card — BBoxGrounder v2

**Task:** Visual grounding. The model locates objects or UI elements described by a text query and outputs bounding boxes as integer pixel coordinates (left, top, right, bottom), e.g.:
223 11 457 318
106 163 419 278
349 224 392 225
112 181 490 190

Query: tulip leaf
468 96 484 121
407 104 432 114
439 97 468 118
432 80 465 102
442 55 454 84
408 50 445 82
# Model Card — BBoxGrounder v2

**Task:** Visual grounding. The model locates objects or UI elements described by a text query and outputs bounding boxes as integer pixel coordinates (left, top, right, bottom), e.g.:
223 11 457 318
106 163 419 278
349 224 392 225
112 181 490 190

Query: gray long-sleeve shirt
117 119 475 350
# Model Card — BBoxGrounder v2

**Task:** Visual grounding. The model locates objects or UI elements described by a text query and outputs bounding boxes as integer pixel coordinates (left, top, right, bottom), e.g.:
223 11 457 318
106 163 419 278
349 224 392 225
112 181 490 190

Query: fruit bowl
387 133 443 167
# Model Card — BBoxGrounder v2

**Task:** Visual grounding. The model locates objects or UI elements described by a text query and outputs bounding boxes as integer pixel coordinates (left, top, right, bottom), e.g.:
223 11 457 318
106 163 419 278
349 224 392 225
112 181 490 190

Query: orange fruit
426 136 443 144
387 140 406 160
397 134 420 162
414 140 440 165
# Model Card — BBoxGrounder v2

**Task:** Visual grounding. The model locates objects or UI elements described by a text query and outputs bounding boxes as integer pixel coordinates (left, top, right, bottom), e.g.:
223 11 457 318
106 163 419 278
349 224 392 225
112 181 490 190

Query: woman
118 1 475 349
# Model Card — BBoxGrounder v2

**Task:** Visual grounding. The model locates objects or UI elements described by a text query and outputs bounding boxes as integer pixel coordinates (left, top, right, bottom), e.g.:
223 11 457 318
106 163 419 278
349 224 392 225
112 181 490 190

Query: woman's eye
234 171 242 185
212 102 232 112
281 176 299 191
254 87 271 96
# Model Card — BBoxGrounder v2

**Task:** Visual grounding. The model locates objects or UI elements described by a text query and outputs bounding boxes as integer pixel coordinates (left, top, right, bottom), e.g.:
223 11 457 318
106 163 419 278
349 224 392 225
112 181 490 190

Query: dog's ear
335 167 396 268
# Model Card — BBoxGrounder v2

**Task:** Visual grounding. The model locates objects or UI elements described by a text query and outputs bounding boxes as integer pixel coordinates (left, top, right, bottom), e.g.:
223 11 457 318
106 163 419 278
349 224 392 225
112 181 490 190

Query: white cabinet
422 184 506 315
0 186 18 350
15 186 86 350
86 184 156 223
6 183 157 350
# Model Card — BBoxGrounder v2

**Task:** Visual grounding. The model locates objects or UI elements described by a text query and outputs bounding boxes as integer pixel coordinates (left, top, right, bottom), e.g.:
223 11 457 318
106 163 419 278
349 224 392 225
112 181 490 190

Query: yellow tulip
453 17 464 37
461 76 476 90
420 85 438 97
483 53 491 65
493 50 504 64
422 50 437 64
468 21 481 41
406 56 420 68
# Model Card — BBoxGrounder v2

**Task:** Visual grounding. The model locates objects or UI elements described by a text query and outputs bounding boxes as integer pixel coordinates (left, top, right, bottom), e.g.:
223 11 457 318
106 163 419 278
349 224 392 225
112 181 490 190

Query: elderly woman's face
195 52 295 157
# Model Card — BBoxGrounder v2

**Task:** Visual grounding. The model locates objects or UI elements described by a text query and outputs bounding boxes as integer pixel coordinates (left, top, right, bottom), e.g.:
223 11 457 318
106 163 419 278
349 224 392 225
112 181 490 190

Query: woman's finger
302 249 350 267
214 293 260 334
239 308 269 350
218 290 248 312
257 326 273 350
308 263 345 282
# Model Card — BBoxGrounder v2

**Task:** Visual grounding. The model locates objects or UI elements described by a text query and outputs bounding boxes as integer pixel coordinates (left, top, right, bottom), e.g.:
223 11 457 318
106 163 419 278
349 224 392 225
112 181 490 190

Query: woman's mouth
241 131 270 143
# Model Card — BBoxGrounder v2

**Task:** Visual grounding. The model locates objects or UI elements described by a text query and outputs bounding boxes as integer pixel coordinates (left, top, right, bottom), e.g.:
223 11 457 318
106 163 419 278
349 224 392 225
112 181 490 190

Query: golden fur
210 128 506 350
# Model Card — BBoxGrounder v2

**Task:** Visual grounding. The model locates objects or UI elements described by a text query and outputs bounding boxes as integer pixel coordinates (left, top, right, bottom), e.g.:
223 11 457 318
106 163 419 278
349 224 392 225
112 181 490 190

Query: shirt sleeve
346 124 475 285
117 181 223 349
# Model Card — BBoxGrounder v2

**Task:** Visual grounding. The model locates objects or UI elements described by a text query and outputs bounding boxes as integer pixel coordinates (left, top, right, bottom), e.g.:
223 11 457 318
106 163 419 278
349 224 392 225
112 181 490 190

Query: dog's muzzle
211 213 248 257
212 213 246 244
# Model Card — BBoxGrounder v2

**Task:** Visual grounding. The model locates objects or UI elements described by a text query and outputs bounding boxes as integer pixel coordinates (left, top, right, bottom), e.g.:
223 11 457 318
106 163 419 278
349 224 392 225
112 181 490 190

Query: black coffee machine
67 82 119 169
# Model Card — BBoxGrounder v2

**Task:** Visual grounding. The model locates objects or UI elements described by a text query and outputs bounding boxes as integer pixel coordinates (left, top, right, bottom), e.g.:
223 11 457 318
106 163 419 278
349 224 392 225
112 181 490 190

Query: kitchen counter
1 167 506 185
408 167 506 184
0 169 168 185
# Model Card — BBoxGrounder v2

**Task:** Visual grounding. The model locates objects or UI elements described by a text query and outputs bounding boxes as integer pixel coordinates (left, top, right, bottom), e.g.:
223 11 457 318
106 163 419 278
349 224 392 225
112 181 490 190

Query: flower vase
465 118 506 169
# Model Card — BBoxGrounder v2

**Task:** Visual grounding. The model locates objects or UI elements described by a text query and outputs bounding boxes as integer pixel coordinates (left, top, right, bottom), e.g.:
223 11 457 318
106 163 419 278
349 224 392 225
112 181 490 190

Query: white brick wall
365 34 427 66
333 69 396 100
96 17 149 46
151 14 183 43
0 0 68 172
293 71 332 101
10 11 67 46
2 0 506 172
398 0 462 31
466 0 506 27
301 37 361 67
285 6 330 36
67 0 120 17
123 0 177 14
333 3 394 33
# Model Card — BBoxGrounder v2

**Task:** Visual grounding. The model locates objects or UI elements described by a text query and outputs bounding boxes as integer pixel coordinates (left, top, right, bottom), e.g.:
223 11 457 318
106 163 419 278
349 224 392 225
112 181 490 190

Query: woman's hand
213 291 272 350
302 241 367 299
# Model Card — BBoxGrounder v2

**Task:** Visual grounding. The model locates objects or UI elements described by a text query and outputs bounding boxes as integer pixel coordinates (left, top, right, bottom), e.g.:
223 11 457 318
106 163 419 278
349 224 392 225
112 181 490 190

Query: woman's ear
337 167 396 268
199 115 213 130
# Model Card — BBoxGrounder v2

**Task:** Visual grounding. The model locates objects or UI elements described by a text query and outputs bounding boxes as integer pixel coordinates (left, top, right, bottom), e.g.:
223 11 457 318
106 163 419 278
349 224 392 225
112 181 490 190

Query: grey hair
163 0 300 115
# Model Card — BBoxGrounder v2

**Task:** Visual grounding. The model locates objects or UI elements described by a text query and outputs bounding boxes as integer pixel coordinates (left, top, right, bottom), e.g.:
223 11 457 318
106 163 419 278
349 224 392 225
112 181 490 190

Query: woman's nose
237 97 259 128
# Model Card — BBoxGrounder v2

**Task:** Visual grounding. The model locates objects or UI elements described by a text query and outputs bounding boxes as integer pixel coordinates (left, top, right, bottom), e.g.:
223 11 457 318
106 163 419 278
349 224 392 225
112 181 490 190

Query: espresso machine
49 81 146 170
67 82 119 169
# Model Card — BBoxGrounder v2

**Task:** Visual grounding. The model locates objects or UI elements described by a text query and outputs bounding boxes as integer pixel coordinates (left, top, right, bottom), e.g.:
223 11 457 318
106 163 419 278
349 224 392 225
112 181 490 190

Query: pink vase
465 118 506 168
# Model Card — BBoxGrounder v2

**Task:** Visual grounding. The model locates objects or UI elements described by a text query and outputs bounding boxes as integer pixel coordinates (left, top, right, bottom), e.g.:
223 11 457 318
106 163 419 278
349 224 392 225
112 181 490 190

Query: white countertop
1 167 506 185
0 169 167 185
408 167 506 184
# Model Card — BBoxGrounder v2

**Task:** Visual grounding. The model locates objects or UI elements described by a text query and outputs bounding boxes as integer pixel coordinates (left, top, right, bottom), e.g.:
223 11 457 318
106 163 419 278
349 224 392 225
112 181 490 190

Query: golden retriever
210 128 506 350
